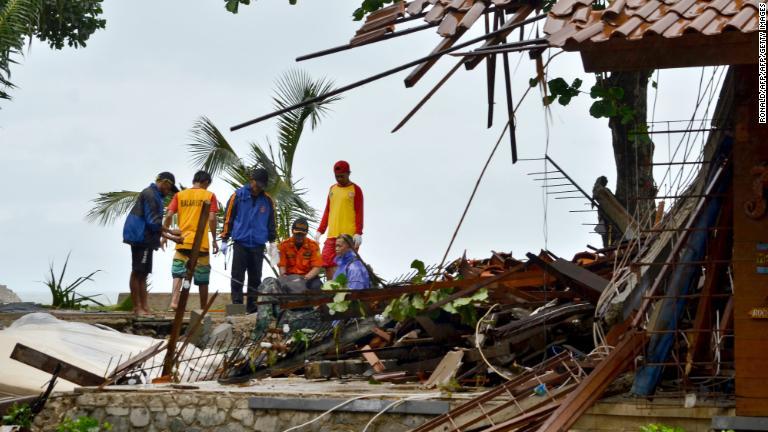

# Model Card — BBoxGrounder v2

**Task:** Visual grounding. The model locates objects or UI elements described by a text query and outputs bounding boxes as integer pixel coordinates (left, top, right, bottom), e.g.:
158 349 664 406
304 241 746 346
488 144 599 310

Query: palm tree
0 0 42 102
86 69 340 240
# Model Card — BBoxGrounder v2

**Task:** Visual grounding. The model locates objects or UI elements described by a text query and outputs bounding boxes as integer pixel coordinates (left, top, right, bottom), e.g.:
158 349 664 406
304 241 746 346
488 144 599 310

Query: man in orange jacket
314 160 364 278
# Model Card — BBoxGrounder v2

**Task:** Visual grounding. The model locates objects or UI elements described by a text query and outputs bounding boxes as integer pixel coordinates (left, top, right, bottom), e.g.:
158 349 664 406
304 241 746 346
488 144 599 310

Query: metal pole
544 156 598 208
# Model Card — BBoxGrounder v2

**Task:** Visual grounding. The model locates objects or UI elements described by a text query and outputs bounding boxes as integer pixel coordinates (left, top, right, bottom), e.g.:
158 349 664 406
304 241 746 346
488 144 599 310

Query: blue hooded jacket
334 251 370 290
221 186 277 248
123 183 164 249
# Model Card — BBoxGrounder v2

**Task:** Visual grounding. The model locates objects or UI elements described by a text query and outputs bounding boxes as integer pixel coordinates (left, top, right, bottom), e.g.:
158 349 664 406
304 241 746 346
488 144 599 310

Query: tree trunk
604 70 657 232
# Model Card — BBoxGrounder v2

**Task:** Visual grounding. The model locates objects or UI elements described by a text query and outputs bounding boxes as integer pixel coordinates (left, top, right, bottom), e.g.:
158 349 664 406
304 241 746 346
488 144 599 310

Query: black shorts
131 245 153 274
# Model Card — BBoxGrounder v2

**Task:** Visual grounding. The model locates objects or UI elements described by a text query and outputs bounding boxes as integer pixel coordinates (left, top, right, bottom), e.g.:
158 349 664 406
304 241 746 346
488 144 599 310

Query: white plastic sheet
0 313 160 395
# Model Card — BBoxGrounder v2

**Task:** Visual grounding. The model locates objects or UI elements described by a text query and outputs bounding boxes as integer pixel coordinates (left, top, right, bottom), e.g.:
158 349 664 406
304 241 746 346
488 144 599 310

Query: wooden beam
162 200 211 377
525 253 608 303
732 64 768 416
575 32 756 72
536 329 647 432
10 343 103 386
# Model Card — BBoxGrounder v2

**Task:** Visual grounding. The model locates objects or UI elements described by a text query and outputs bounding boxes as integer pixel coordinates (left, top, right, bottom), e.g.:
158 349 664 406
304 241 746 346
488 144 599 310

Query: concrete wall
117 293 232 312
34 391 434 432
573 398 735 432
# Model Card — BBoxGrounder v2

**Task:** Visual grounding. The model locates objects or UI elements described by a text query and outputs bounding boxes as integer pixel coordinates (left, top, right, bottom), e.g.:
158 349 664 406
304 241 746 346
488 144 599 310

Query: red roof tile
351 0 494 46
545 0 758 48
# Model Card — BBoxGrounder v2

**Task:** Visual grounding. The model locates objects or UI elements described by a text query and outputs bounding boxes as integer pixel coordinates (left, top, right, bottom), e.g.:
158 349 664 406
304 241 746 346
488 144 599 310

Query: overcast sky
0 1 720 305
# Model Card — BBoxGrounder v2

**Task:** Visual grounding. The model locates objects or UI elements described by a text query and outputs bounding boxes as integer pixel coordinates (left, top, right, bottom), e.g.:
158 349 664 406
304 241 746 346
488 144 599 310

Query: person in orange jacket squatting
314 160 364 280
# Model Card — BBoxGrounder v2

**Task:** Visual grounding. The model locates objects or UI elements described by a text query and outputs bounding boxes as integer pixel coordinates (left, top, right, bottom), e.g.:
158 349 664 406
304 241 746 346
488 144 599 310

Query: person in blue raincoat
333 234 370 289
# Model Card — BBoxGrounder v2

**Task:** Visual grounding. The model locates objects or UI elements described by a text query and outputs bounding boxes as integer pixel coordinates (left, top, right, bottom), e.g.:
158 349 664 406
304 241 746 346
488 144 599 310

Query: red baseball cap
333 160 350 174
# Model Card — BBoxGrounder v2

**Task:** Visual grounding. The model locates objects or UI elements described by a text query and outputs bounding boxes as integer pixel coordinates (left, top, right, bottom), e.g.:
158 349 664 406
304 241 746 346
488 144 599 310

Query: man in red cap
314 160 364 278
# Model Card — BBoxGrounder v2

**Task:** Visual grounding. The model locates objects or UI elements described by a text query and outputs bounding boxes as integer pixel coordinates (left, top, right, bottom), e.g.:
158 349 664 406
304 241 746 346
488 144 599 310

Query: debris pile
1 97 738 430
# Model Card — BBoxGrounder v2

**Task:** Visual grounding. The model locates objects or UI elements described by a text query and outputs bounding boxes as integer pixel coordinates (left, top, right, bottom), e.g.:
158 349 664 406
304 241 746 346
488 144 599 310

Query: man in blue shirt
333 234 371 289
122 172 180 316
221 168 278 313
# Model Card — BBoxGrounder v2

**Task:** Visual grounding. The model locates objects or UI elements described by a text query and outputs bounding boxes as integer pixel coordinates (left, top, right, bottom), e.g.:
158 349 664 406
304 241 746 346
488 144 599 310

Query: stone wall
34 390 434 432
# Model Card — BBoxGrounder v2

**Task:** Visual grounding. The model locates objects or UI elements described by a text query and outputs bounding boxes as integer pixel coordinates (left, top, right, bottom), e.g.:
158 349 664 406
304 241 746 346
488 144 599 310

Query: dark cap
156 172 180 193
251 168 268 189
291 217 309 234
333 160 350 174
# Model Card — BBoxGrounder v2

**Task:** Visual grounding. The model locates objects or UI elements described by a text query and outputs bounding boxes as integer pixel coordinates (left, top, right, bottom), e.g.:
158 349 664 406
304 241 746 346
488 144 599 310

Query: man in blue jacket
221 168 277 313
123 172 180 316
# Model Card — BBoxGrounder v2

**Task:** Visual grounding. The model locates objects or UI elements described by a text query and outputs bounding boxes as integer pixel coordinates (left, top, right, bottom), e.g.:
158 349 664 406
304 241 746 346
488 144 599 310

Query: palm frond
188 116 242 177
85 190 140 226
246 141 317 238
0 0 42 102
273 69 341 176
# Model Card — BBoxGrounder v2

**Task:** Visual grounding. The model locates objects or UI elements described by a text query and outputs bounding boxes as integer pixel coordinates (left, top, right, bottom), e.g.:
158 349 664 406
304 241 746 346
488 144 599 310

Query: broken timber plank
361 344 386 373
10 343 103 386
592 184 640 240
423 350 464 389
411 351 577 432
162 200 210 377
535 328 647 432
525 253 608 303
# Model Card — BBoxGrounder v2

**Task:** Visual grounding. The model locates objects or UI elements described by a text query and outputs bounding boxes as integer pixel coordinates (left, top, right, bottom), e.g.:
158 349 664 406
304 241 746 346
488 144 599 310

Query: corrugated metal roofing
545 0 759 47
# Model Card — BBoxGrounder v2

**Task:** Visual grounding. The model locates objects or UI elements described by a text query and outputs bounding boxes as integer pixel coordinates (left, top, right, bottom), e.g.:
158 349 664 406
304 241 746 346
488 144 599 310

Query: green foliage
383 258 488 325
628 122 652 145
0 0 104 104
0 0 42 101
639 425 685 432
382 285 488 326
84 190 140 226
323 273 350 315
272 69 341 179
409 259 427 284
186 70 338 239
43 252 103 309
541 74 651 145
543 77 582 106
34 0 105 50
89 70 338 241
224 0 297 14
588 83 634 124
113 293 133 311
224 0 250 13
57 415 112 431
289 328 313 351
2 402 33 428
437 377 462 393
352 0 400 20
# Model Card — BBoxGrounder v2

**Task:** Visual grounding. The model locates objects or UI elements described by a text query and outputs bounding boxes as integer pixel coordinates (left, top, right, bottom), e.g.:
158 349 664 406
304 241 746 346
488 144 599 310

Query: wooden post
162 200 211 377
733 64 768 416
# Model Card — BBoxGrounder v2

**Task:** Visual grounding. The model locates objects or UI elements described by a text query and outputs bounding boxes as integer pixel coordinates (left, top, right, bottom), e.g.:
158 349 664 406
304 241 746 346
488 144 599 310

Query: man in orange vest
314 160 364 278
278 217 323 291
163 170 220 310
